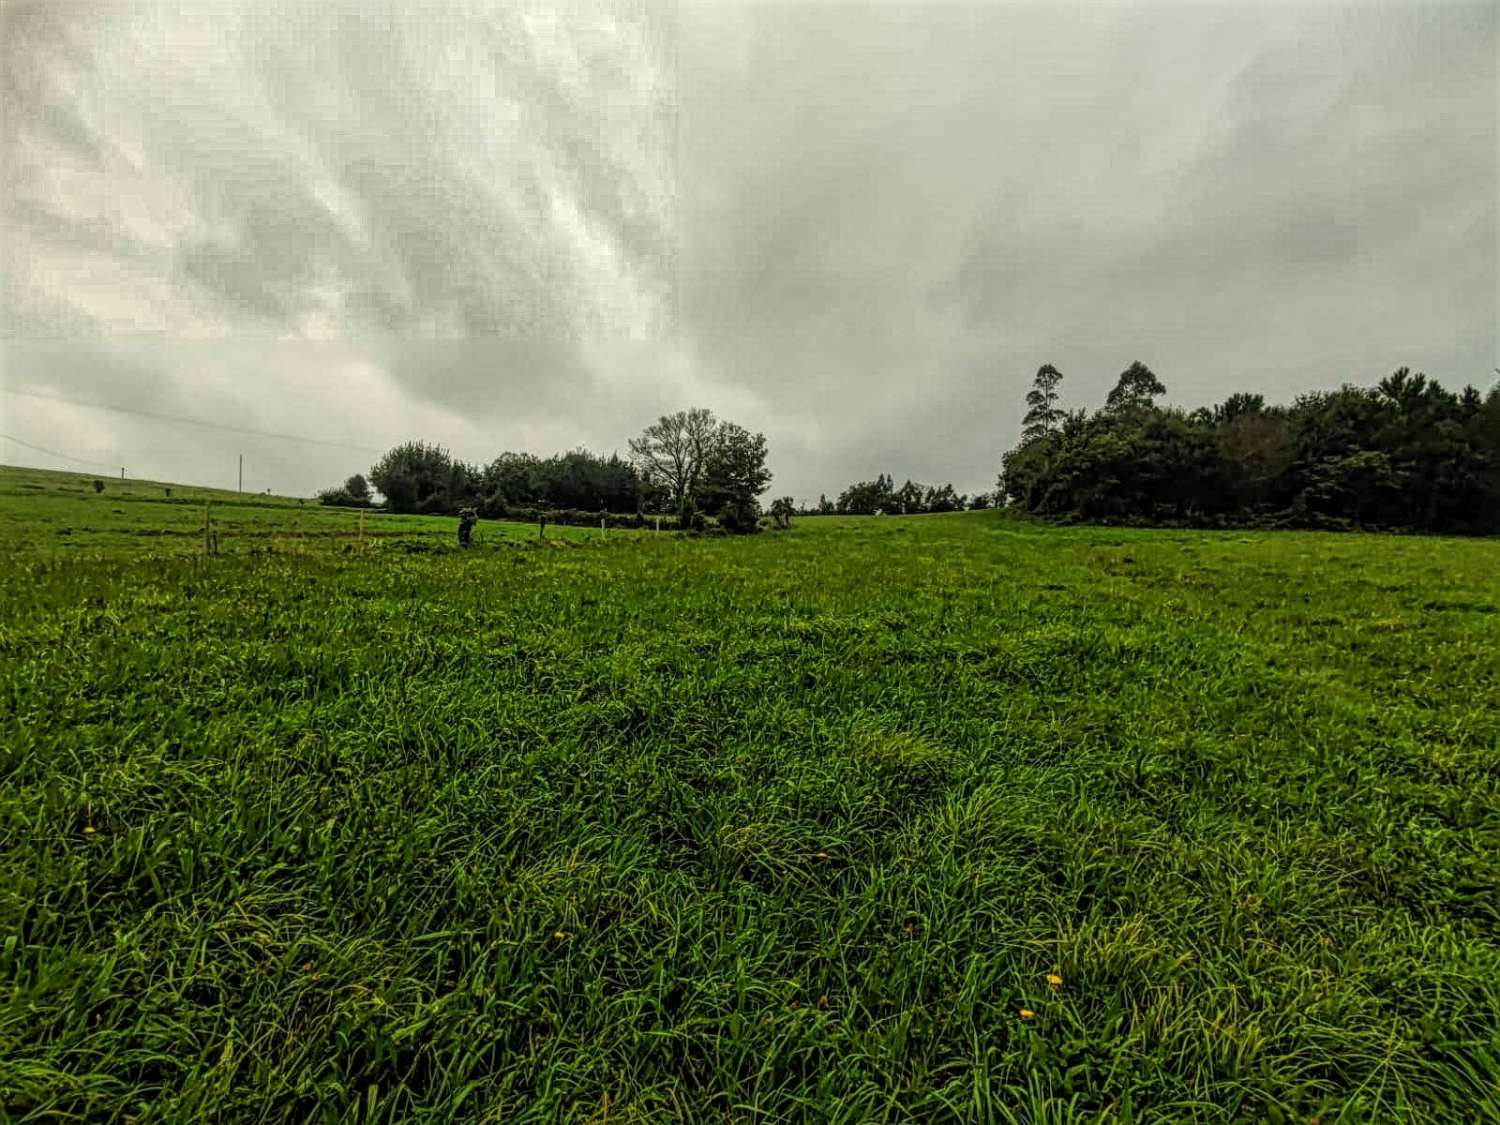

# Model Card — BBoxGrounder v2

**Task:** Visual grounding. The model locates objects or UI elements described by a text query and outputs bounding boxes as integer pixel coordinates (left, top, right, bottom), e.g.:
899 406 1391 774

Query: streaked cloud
2 0 1494 500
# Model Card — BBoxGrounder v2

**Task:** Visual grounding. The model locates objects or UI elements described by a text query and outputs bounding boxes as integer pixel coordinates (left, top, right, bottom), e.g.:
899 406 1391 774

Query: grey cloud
5 0 677 338
1 0 1495 503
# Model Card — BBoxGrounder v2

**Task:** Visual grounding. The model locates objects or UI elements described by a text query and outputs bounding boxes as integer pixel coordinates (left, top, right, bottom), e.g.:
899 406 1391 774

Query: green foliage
628 408 772 531
335 424 708 524
837 473 894 514
2 498 1498 1121
477 450 644 517
1104 361 1167 413
714 498 758 534
1003 366 1500 534
317 472 377 509
478 451 541 514
769 496 795 529
923 482 964 512
536 450 639 513
368 441 475 515
700 423 771 534
629 408 718 522
1214 392 1266 423
1022 363 1066 442
503 506 682 531
837 475 966 515
892 478 922 513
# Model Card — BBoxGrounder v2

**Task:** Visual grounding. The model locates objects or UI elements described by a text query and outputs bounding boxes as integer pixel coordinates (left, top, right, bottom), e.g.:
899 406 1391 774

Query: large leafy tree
701 423 772 533
1105 361 1166 413
629 408 719 524
1021 364 1066 443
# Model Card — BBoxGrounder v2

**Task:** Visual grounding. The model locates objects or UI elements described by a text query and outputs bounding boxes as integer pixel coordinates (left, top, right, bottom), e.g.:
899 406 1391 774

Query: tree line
318 409 776 533
318 367 1500 538
798 476 991 516
1000 362 1500 534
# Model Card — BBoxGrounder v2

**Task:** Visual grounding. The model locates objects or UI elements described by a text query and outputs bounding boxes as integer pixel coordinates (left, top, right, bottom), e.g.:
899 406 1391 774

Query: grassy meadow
0 466 602 554
2 464 1498 1122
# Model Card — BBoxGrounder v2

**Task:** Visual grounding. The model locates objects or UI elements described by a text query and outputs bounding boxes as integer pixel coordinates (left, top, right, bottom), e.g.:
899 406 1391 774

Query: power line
2 385 385 453
0 431 122 470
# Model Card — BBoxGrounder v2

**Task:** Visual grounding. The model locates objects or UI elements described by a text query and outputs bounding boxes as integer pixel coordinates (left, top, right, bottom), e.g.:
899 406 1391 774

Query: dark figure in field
457 507 478 548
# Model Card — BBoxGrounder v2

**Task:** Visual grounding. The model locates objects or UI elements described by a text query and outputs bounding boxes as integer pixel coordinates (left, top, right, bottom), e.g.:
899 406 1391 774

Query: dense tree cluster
1001 363 1500 534
320 408 773 533
477 450 647 515
830 474 973 515
347 443 666 517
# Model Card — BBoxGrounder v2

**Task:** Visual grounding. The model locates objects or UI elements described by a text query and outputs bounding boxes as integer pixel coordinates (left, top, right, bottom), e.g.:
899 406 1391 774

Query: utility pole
238 454 243 493
120 467 125 479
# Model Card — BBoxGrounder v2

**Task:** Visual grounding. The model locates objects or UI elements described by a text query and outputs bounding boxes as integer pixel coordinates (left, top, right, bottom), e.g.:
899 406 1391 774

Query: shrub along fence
482 505 685 531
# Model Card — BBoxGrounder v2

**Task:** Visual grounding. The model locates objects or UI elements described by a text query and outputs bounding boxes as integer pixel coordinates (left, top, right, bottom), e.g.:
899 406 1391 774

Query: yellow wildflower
1047 973 1063 988
1019 1008 1036 1019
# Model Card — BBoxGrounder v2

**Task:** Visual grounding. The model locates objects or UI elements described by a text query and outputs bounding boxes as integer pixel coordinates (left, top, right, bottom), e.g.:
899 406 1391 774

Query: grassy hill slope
0 464 601 552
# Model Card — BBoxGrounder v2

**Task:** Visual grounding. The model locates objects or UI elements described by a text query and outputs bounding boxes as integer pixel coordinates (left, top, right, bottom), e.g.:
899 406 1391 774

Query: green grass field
0 466 604 554
2 464 1498 1122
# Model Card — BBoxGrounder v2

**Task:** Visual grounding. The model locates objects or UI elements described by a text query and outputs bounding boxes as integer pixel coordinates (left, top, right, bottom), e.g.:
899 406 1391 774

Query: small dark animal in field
457 507 478 547
92 480 104 493
164 487 172 497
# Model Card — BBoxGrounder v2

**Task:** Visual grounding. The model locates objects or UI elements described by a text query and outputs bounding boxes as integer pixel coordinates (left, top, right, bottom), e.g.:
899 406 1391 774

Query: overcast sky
2 0 1495 502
